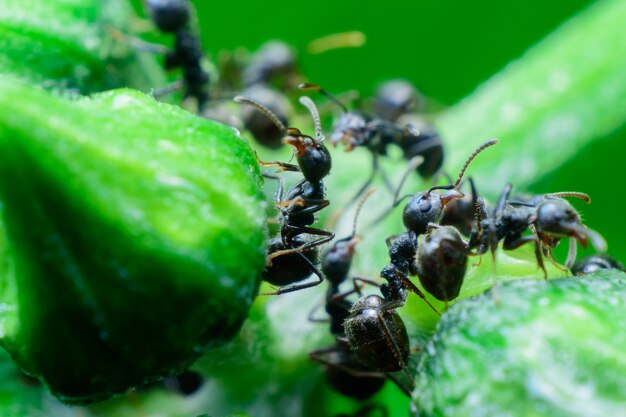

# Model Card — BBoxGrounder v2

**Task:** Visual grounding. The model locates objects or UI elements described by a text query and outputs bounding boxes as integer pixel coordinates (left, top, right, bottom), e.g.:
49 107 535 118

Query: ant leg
268 228 334 261
376 306 415 395
395 271 441 317
544 247 570 275
262 252 325 295
309 346 386 379
345 153 381 208
503 234 547 278
307 301 330 323
254 150 300 173
566 237 578 270
493 183 513 218
369 156 423 226
153 80 184 98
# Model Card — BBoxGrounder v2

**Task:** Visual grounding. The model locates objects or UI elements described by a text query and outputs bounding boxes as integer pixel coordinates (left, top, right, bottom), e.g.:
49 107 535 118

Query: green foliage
0 79 267 403
412 270 626 417
0 0 625 415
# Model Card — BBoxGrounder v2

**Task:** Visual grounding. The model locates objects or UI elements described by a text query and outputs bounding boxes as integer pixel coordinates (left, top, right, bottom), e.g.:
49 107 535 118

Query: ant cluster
124 2 624 407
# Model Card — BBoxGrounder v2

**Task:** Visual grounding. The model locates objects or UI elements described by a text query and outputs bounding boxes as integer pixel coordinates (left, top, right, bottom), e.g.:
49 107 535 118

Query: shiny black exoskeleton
440 178 479 236
235 95 334 295
468 185 606 276
344 295 410 373
301 83 444 204
384 139 497 236
311 192 388 400
416 225 469 303
570 254 625 275
147 0 210 111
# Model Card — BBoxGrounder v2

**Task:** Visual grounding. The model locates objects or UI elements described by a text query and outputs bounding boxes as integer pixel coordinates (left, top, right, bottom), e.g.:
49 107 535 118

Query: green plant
0 0 625 415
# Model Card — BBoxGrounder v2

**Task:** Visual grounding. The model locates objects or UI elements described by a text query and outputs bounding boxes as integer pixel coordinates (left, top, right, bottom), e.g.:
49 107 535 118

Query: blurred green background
194 0 595 102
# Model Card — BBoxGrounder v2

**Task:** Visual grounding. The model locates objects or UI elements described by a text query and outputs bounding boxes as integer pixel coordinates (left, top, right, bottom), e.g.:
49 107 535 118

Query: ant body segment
416 224 470 304
469 185 606 277
146 0 211 112
301 83 444 204
310 191 390 399
235 95 333 295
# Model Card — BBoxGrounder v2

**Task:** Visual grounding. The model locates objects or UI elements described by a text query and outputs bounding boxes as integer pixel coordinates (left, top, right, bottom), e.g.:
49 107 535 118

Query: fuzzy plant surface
0 0 625 415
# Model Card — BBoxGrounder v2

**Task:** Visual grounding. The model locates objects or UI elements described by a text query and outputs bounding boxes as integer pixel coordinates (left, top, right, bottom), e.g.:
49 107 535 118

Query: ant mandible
234 95 334 295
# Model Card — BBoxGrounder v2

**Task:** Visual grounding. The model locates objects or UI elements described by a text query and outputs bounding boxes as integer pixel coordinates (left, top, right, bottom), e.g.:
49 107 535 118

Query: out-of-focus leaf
412 270 626 417
0 78 267 403
0 0 166 93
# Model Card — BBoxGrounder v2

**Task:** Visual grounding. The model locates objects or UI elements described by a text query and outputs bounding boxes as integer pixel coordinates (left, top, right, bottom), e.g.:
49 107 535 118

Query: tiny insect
146 0 211 112
373 79 421 123
235 95 333 295
301 83 444 204
238 84 293 149
310 190 389 400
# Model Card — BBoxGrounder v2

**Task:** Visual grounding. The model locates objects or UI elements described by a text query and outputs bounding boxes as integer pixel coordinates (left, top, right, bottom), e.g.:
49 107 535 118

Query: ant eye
418 199 432 213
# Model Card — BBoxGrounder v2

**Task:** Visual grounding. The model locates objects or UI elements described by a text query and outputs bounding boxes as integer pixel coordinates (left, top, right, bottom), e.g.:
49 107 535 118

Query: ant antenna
298 96 324 141
547 191 591 204
428 139 498 193
234 96 287 134
299 83 349 113
350 188 376 238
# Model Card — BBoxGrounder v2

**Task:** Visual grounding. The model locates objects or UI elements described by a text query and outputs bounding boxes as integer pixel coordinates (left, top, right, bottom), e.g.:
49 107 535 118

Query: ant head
402 139 497 235
535 197 606 251
403 191 463 235
234 95 331 183
147 0 190 33
299 83 368 150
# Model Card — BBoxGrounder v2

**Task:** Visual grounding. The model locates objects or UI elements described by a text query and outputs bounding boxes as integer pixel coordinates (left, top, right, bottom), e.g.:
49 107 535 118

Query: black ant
234 95 333 295
416 224 470 305
145 0 211 112
377 139 498 235
310 190 390 400
469 185 606 277
570 254 624 275
365 140 497 311
300 83 444 204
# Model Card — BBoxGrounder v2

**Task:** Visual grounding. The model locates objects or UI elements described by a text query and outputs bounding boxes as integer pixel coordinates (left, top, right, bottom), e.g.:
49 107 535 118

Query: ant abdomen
416 226 468 302
262 236 319 286
344 295 410 372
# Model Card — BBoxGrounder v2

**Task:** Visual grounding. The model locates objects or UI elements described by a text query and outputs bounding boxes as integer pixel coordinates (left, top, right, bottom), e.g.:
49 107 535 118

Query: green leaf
0 0 166 93
0 77 267 404
412 270 626 417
